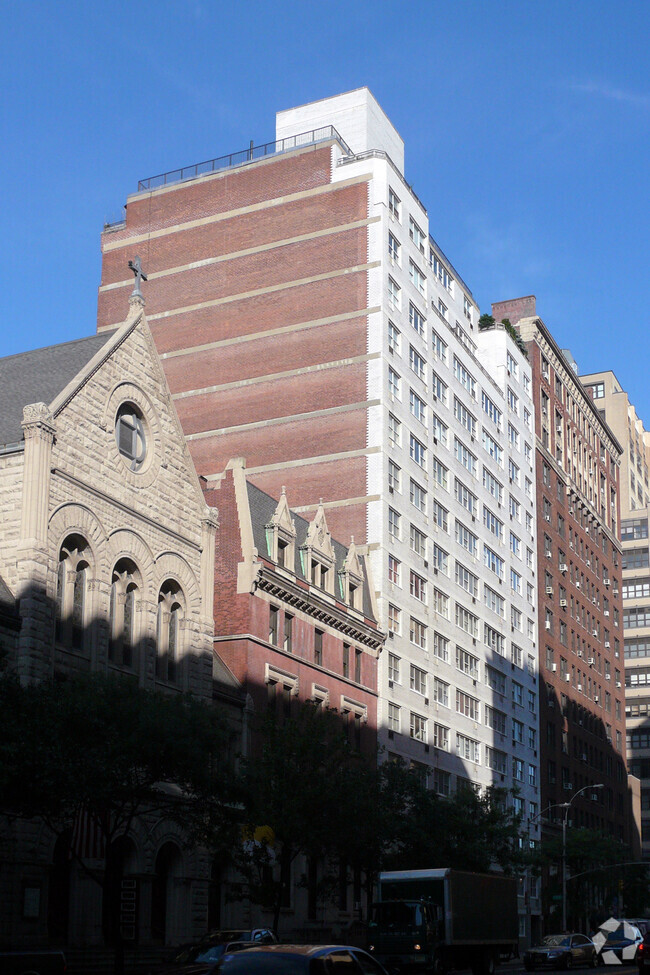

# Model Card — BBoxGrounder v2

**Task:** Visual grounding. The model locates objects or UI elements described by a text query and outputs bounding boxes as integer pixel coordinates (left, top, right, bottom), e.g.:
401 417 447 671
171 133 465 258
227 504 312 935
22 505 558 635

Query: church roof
0 332 116 447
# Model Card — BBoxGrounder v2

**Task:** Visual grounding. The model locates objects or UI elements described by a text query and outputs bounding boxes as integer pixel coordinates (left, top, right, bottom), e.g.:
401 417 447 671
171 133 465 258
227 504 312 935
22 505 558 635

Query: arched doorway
151 842 183 945
208 859 222 931
48 829 72 943
104 835 139 945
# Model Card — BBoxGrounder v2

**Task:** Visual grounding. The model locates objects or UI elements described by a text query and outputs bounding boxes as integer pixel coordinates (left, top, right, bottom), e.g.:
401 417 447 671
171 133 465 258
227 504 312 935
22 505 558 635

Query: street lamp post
561 783 604 932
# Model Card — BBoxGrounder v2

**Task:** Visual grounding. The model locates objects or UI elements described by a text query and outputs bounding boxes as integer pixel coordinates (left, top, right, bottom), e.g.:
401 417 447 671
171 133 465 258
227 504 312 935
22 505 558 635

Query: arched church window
55 534 90 651
110 558 140 669
156 580 184 684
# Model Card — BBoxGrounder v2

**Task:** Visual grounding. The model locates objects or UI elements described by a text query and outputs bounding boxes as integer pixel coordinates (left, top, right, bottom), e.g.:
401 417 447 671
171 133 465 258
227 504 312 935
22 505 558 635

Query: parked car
0 950 67 975
524 934 597 970
158 930 278 974
600 923 643 964
213 944 391 973
637 932 650 970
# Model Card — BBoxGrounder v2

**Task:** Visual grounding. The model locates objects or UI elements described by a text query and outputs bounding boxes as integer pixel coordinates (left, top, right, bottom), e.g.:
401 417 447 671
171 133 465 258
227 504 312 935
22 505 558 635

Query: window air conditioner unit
595 695 599 703
604 610 609 617
545 586 554 595
586 560 591 567
577 650 583 658
616 681 622 688
551 663 557 672
560 599 568 607
546 551 552 559
604 641 610 649
606 735 612 744
560 563 568 573
604 578 610 586
388 631 394 639
581 752 587 761
565 674 571 683
605 673 611 680
565 782 573 791
545 621 551 630
578 684 583 692
388 680 394 688
592 629 598 637
576 582 580 589
588 657 595 665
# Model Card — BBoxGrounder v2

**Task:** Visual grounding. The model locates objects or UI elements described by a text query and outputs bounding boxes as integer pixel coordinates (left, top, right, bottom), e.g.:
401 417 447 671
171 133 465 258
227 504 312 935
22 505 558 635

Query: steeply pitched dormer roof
0 332 116 447
245 480 374 620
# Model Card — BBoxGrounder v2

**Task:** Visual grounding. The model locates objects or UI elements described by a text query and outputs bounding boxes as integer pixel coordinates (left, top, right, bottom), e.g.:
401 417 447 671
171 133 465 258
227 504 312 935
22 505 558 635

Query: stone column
15 403 56 683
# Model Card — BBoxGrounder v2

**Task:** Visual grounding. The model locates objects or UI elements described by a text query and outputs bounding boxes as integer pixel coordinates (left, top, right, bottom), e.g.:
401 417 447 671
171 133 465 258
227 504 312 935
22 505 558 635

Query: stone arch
153 551 201 617
107 529 155 600
150 839 185 946
48 503 108 577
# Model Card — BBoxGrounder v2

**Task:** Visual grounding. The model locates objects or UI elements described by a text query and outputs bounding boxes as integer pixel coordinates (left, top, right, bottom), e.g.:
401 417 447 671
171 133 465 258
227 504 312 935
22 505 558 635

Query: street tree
0 670 235 973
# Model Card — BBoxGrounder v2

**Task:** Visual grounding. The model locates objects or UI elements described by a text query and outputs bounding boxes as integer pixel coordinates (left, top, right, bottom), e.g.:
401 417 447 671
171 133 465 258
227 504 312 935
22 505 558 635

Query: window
314 629 323 666
432 412 448 447
431 252 453 291
432 498 448 530
434 723 449 750
56 534 90 652
388 412 401 446
453 356 476 397
409 346 426 381
410 478 426 512
410 712 427 741
512 718 524 744
433 458 448 490
284 613 293 653
432 330 447 362
508 422 519 450
486 665 506 695
483 506 503 541
454 397 477 436
410 389 426 424
388 320 401 353
388 652 400 682
507 387 519 414
388 554 401 584
432 543 448 574
484 545 504 578
485 705 507 735
355 648 362 683
432 372 448 404
508 458 520 484
388 507 401 539
431 678 450 712
388 187 400 220
463 296 473 323
388 232 400 263
456 689 479 720
409 216 425 252
509 495 521 521
455 603 478 637
455 437 477 476
482 391 502 429
115 404 147 472
156 580 185 683
510 531 521 558
484 585 505 618
410 524 427 557
482 429 503 466
507 352 518 378
410 570 427 603
510 568 522 595
388 276 401 309
433 587 449 618
455 520 478 557
484 624 505 655
410 434 426 468
410 617 427 649
388 366 400 399
409 302 425 336
269 605 280 645
388 702 400 732
589 381 605 399
388 603 401 634
457 733 480 763
486 747 507 774
438 298 448 320
388 459 401 492
455 562 478 598
455 478 477 516
110 557 139 668
456 647 479 678
483 468 503 504
410 664 427 695
409 260 426 295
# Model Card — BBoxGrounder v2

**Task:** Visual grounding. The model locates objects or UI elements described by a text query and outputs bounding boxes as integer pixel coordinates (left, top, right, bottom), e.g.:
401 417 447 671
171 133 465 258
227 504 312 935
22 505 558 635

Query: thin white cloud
569 80 650 109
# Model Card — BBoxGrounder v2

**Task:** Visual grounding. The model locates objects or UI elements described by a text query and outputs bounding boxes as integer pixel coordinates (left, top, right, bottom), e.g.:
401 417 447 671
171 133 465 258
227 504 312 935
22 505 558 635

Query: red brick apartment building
493 297 633 843
205 458 383 758
97 113 373 544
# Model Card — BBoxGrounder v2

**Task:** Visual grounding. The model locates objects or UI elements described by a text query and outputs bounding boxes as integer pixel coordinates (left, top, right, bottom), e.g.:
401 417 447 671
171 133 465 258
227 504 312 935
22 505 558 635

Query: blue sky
2 0 649 416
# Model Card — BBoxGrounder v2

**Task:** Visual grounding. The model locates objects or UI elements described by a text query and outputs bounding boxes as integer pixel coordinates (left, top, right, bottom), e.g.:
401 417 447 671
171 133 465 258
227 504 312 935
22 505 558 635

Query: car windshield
371 902 425 927
542 936 570 947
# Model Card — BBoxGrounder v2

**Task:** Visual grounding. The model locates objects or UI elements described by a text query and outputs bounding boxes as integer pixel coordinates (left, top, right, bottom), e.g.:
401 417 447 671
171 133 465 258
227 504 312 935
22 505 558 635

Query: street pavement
498 962 638 975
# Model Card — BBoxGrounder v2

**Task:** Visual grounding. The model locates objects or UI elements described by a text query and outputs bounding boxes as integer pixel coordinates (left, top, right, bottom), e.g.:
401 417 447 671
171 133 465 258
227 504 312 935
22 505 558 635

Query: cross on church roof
128 256 148 299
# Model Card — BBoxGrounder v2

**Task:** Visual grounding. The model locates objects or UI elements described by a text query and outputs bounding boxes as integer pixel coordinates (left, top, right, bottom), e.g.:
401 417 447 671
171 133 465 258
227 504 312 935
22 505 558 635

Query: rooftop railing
137 125 352 192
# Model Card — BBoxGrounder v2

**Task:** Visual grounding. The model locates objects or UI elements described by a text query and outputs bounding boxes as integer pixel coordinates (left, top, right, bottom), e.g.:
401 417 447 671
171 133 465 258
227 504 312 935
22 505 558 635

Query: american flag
70 808 107 861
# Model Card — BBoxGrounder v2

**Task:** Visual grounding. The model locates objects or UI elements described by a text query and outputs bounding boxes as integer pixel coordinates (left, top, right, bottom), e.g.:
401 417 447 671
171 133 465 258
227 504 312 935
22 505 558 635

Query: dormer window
265 486 296 570
311 559 330 589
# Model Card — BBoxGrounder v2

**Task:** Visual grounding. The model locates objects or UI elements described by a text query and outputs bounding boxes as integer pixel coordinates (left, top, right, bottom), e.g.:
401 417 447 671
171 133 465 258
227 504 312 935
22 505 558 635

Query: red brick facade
98 143 371 543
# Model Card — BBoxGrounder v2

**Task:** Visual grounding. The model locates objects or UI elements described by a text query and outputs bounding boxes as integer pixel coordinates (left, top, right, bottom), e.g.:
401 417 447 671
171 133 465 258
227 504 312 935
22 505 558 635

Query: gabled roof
245 480 374 620
0 332 116 447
